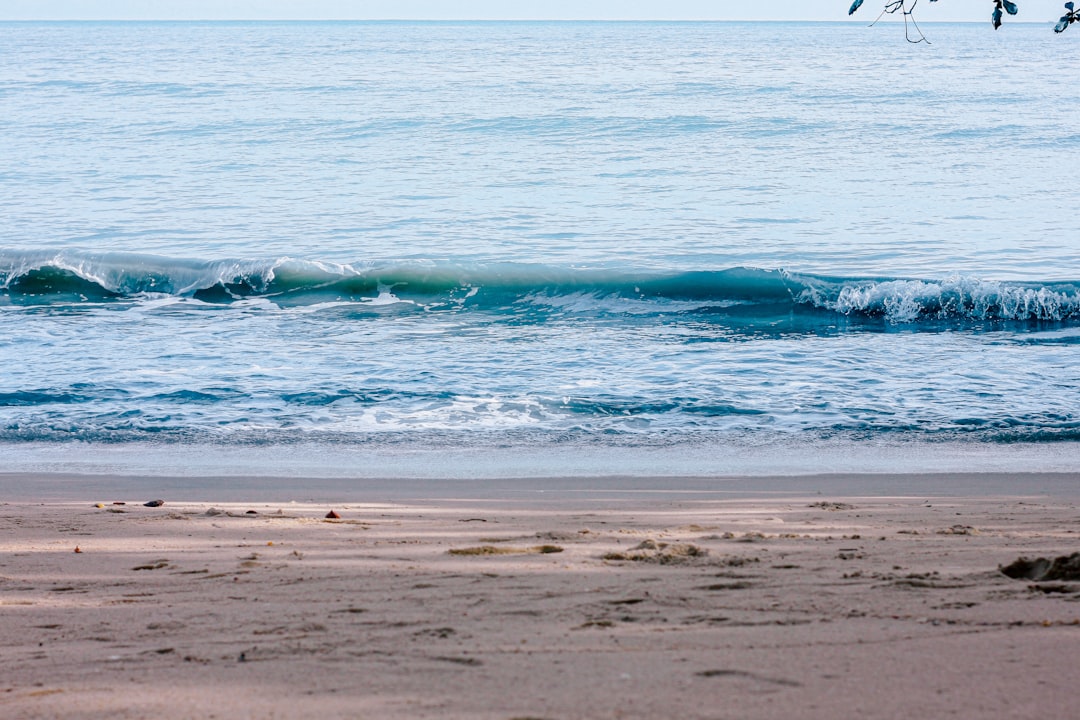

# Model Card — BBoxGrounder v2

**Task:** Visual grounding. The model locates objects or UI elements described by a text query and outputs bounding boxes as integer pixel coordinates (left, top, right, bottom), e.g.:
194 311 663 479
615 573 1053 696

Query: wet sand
2 474 1079 719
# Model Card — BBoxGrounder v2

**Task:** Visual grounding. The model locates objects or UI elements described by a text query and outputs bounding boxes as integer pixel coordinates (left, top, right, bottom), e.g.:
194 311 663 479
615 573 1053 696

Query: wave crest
2 249 1078 325
799 275 1080 322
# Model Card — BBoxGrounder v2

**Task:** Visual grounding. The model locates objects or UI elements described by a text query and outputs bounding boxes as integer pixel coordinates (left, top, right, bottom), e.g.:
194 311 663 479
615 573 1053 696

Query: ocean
2 20 1079 479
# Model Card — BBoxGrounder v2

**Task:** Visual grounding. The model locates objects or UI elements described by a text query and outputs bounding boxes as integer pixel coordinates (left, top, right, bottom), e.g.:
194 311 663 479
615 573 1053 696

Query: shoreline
4 439 1079 482
2 487 1078 718
3 470 1080 503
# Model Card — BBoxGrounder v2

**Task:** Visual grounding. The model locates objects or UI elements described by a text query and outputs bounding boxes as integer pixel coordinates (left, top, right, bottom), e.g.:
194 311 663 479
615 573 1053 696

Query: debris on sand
450 546 510 556
144 500 165 507
1000 552 1080 582
808 502 856 511
937 525 979 535
602 539 708 565
448 545 564 556
325 510 341 519
533 545 564 554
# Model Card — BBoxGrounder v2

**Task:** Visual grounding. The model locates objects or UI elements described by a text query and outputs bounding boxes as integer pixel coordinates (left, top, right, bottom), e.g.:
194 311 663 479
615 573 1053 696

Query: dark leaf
1055 16 1070 31
1067 2 1075 11
992 6 1003 27
849 0 865 15
1002 0 1018 14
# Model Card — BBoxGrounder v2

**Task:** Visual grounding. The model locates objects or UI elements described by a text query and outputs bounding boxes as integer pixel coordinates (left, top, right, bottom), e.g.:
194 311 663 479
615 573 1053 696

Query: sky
0 0 1067 22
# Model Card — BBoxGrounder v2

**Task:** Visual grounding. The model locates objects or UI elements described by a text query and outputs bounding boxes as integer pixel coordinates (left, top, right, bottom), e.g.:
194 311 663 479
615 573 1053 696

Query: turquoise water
2 21 1079 476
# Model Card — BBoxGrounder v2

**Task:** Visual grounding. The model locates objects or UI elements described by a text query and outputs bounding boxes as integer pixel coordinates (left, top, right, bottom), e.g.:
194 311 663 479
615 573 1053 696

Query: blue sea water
1 20 1079 478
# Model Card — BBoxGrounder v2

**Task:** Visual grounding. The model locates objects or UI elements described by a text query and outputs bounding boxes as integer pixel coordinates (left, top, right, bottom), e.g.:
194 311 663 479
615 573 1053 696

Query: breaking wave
1 249 1078 325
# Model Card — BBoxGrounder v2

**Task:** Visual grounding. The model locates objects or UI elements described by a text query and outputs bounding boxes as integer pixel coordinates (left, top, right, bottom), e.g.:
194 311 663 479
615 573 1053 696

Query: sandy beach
1 473 1078 719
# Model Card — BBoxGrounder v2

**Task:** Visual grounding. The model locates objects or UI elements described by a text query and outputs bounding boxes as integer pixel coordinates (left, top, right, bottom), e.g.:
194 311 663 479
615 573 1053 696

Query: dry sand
2 474 1079 719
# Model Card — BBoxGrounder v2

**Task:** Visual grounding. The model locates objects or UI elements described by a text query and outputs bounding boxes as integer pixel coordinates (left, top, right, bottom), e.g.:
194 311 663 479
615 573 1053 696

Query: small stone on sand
326 510 341 519
1001 552 1080 581
144 500 165 507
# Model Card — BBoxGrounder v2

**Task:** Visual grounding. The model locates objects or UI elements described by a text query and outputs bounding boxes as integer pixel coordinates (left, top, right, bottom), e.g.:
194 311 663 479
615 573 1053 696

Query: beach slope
2 477 1078 719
